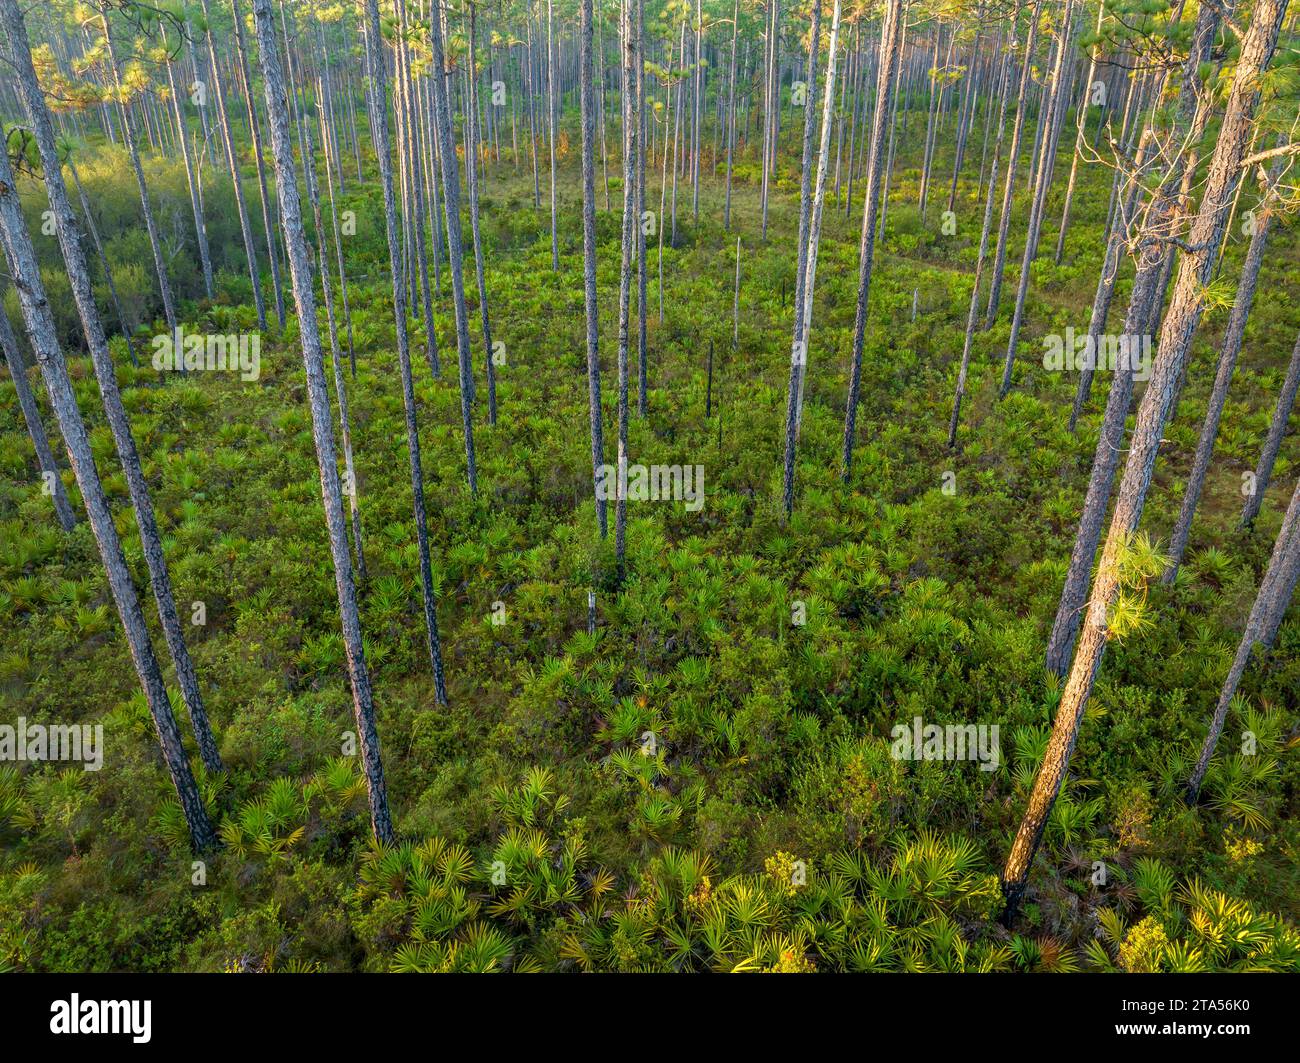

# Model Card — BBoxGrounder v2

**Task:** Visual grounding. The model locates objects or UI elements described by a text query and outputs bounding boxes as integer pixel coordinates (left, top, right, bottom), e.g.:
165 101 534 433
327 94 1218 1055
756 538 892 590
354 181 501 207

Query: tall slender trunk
548 0 559 270
1187 471 1300 803
949 42 1013 448
615 0 638 581
99 5 178 333
1241 329 1300 529
581 0 607 540
362 0 451 702
1163 157 1285 581
999 0 1077 397
198 0 266 327
782 0 839 516
429 0 479 499
723 0 738 230
1054 1 1105 264
1003 0 1287 922
229 0 287 327
251 0 393 841
790 0 822 438
0 140 216 854
984 0 1042 328
466 3 497 424
162 24 215 300
840 0 903 484
6 0 222 773
0 300 77 530
1046 1 1221 675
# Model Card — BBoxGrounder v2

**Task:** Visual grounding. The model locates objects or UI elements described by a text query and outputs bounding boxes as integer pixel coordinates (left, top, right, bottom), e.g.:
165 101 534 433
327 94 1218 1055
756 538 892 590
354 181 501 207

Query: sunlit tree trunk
1003 0 1287 921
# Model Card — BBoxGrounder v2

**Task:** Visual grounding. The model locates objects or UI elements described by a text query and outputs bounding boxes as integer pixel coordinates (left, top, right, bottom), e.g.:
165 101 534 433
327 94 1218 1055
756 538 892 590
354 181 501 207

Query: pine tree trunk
1047 0 1222 673
362 0 451 702
1163 160 1283 582
1003 0 1287 921
1241 328 1300 529
6 0 223 773
615 0 638 581
0 142 216 854
251 0 394 842
0 300 77 530
229 0 287 328
427 0 480 501
984 0 1042 329
1187 471 1300 802
999 0 1077 397
949 43 1012 448
198 0 267 328
580 0 607 541
99 5 178 333
547 0 559 270
466 3 498 424
723 0 738 230
162 24 215 300
839 0 903 484
782 0 839 515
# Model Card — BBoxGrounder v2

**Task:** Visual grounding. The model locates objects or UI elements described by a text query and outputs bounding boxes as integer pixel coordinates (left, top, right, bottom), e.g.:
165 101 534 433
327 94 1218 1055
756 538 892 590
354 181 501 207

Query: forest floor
2 127 1299 972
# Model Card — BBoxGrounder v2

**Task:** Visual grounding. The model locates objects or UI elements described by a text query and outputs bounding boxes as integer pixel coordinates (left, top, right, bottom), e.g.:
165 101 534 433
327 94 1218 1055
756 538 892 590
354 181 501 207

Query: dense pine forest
1 0 1299 978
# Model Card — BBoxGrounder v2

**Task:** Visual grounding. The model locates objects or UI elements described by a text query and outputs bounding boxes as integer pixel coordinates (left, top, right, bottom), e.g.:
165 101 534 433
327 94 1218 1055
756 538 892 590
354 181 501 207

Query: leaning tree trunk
1163 158 1285 582
251 0 394 842
1241 328 1300 529
0 142 216 854
1002 0 1287 923
0 299 77 530
1186 471 1300 803
1044 0 1222 675
5 0 222 773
